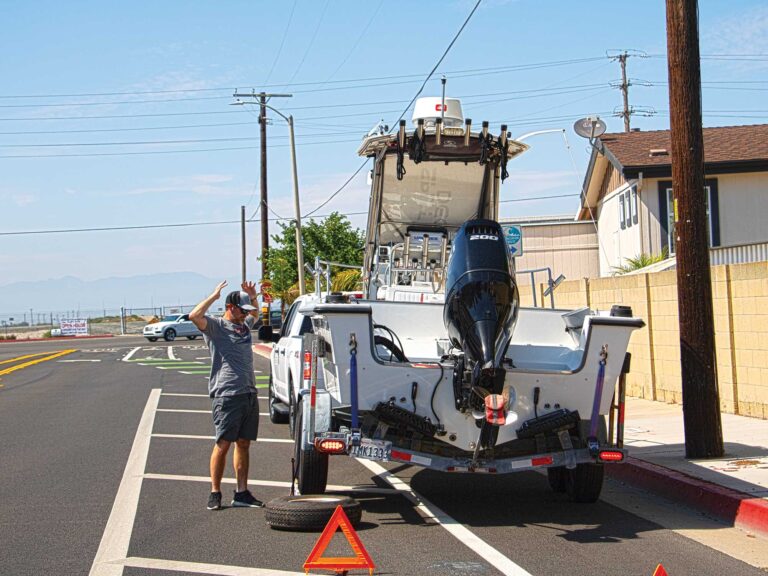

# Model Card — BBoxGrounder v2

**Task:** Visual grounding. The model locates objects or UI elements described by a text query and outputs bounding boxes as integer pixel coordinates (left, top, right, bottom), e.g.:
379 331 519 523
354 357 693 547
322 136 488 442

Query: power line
262 0 298 87
283 0 331 87
391 0 482 128
0 192 582 236
0 138 362 159
303 161 370 217
0 56 610 101
0 95 231 109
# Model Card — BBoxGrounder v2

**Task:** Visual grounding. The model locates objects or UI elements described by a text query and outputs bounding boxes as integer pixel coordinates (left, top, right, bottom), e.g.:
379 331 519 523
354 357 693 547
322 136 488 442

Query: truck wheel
163 329 176 342
293 399 328 495
547 467 567 493
265 495 361 532
565 463 604 503
268 376 288 424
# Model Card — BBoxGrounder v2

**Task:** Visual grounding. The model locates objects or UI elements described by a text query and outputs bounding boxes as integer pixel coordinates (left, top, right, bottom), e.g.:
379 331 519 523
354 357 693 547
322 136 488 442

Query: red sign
435 104 447 111
262 293 273 303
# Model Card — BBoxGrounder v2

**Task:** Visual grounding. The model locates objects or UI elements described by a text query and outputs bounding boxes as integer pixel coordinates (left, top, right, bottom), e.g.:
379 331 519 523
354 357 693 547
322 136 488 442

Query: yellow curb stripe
0 349 77 377
0 351 59 365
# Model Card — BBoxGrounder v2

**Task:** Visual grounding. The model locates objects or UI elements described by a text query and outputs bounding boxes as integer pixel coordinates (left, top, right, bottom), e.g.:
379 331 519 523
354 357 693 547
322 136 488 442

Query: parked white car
143 314 202 342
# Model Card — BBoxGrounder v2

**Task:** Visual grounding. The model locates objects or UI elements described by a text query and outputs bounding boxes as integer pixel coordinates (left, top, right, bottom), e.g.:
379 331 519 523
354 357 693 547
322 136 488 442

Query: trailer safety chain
478 131 493 165
587 345 608 455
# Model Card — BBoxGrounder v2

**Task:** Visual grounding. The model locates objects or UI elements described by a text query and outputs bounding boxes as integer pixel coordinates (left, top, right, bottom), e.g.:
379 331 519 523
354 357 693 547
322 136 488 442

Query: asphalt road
0 335 764 576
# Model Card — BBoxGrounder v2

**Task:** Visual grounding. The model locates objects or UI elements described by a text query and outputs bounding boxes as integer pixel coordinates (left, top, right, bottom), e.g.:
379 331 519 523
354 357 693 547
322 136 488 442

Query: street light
231 97 306 295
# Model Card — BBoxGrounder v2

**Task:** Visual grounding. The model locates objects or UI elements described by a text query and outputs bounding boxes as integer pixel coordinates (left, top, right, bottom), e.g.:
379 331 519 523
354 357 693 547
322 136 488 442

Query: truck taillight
315 439 346 454
598 450 624 462
303 351 312 381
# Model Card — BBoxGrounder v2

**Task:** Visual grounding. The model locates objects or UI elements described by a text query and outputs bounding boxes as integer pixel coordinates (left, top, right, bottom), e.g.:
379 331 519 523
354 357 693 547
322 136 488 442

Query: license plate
349 439 391 461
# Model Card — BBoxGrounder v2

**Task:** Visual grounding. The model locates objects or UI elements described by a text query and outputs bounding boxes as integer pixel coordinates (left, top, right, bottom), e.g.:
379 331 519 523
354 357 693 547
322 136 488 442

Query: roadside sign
263 293 273 303
502 225 523 257
60 318 89 336
304 505 375 575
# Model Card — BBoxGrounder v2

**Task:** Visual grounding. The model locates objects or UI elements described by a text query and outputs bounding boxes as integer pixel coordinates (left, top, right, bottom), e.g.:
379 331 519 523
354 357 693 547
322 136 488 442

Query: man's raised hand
212 280 228 299
242 280 258 298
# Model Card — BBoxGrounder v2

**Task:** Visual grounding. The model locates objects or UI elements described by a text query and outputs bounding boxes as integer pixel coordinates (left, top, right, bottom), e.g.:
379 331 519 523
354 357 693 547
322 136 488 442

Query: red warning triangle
304 505 375 575
652 564 669 576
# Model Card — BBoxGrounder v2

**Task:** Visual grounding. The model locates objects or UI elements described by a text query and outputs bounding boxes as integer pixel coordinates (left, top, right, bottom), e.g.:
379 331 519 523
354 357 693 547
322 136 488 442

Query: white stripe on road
89 388 161 576
116 556 305 575
58 359 101 362
358 459 534 576
142 472 398 495
151 433 292 444
168 346 177 361
121 347 141 362
155 409 270 416
161 393 209 397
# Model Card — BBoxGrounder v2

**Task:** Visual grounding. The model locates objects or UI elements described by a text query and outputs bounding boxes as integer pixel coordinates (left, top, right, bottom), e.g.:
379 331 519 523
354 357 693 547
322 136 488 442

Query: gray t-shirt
202 315 257 397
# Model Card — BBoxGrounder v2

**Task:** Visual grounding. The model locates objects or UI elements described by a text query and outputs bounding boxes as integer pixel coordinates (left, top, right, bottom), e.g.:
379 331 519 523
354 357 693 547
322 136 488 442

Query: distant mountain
0 272 244 316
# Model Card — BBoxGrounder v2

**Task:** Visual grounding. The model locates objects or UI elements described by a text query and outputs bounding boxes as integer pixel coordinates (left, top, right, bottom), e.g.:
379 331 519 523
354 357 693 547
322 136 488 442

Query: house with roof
577 124 768 276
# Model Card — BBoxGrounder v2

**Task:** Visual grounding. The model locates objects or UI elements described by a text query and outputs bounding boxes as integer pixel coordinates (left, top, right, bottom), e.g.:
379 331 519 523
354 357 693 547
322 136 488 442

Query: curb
606 457 768 538
252 343 272 359
0 334 115 344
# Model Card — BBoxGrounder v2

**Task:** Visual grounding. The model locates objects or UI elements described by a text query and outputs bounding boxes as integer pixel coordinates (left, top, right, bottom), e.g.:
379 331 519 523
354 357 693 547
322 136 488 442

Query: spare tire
265 495 362 532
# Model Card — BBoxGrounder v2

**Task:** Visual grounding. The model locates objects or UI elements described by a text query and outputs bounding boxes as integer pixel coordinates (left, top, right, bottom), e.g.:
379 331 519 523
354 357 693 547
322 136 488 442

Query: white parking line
359 459 534 576
151 433 292 444
89 389 160 576
121 347 141 362
116 556 305 575
168 346 177 360
161 393 209 397
142 472 398 495
155 409 270 416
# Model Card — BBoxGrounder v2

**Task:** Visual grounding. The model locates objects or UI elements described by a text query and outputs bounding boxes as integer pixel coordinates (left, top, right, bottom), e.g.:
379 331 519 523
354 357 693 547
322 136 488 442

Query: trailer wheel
293 398 328 495
265 495 361 532
547 467 567 493
565 463 604 503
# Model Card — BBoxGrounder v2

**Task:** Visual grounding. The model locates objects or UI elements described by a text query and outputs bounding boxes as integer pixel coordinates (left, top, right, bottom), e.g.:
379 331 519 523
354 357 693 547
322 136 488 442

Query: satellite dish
573 117 607 140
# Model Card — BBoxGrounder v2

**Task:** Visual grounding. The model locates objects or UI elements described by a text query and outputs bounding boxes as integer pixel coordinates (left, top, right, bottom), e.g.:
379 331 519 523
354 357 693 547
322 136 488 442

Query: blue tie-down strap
588 346 608 456
349 333 360 437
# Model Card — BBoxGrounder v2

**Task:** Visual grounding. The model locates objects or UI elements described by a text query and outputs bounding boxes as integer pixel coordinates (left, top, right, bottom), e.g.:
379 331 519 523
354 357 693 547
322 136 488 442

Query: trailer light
315 439 346 454
598 450 624 462
531 456 553 467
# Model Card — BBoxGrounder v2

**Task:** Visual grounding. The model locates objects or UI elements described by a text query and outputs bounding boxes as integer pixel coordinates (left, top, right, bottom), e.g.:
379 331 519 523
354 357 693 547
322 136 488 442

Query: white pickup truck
259 293 323 434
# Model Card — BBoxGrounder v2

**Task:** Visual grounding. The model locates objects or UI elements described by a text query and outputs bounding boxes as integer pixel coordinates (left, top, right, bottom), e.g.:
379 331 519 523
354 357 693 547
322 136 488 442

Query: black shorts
211 393 260 443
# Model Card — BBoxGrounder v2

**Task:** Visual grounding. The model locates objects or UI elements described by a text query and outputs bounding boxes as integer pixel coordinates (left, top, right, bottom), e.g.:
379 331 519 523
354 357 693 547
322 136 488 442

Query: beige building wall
500 218 599 304
525 261 768 419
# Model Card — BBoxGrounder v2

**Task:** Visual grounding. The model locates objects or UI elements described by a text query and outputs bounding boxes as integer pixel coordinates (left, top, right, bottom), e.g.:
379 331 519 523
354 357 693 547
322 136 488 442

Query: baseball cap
225 290 256 311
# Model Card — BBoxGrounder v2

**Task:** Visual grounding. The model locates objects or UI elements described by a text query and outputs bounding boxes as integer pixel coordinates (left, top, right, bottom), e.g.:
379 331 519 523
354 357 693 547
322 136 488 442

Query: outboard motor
443 220 519 422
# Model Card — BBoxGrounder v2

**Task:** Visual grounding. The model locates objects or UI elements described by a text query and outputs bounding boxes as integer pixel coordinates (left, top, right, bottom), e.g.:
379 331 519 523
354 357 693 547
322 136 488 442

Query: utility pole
241 205 247 283
666 0 723 458
618 53 631 132
609 51 653 132
259 93 268 283
231 92 292 284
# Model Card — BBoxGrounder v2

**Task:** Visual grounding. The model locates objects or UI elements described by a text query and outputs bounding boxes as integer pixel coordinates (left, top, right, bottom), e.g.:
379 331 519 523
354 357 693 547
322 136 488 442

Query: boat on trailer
273 97 644 503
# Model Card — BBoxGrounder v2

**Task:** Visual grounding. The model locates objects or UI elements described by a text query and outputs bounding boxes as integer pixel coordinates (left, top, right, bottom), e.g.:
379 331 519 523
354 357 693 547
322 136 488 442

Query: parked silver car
142 314 202 342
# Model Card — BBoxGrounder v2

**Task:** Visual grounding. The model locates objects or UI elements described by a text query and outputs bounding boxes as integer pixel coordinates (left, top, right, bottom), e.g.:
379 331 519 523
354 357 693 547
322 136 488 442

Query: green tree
264 212 364 306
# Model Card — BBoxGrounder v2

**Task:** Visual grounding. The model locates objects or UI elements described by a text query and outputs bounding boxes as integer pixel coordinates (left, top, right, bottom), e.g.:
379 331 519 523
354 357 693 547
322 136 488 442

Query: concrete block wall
531 262 768 419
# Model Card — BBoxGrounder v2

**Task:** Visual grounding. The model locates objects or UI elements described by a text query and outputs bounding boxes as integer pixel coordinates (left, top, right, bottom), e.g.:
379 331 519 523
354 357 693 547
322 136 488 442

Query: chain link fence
0 305 203 339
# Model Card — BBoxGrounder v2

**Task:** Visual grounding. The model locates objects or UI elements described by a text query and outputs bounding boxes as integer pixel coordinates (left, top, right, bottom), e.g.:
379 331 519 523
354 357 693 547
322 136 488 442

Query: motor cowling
443 219 519 379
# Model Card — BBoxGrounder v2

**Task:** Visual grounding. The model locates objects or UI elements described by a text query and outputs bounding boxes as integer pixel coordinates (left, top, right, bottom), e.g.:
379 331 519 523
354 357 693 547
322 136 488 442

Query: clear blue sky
1 0 766 289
